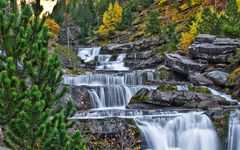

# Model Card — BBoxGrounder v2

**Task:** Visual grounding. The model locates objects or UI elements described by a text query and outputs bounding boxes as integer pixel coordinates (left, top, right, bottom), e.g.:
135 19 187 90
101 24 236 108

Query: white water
64 71 157 108
177 85 189 91
208 88 238 103
228 110 240 150
135 113 220 150
96 53 129 71
78 47 101 63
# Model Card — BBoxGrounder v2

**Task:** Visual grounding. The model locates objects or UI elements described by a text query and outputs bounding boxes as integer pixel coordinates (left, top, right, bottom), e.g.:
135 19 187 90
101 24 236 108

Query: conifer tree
0 0 86 149
221 0 240 38
147 10 162 34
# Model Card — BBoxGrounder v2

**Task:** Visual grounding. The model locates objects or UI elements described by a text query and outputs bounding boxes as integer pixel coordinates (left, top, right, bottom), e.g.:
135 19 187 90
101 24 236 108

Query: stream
64 47 240 150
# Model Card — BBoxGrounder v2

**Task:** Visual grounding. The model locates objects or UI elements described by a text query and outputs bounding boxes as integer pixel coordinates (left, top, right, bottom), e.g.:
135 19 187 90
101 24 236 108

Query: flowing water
67 47 240 150
228 110 240 150
135 112 220 150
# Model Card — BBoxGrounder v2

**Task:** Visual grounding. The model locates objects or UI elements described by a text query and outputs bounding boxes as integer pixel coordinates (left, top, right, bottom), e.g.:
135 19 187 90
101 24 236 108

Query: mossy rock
187 85 211 94
157 84 177 91
130 88 150 104
228 67 240 85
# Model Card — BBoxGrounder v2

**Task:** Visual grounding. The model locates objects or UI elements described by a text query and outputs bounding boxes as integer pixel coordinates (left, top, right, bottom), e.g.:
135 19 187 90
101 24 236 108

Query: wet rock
206 70 229 86
188 73 214 86
198 100 220 110
55 85 92 110
164 53 207 75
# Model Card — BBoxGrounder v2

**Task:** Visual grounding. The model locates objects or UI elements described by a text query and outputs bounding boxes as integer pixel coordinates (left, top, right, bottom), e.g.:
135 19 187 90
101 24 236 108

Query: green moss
187 85 211 94
157 84 177 91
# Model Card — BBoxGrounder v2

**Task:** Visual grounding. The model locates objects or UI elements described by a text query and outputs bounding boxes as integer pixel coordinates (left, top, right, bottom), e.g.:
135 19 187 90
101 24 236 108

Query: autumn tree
97 0 123 36
180 11 202 52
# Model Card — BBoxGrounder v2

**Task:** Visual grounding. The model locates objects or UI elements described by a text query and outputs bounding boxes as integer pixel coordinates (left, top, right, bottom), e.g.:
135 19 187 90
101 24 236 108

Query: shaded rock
206 70 229 86
102 37 163 53
55 85 92 111
129 55 164 70
70 86 92 110
198 100 220 110
189 34 240 63
164 53 207 75
188 73 214 86
0 126 4 143
195 34 216 43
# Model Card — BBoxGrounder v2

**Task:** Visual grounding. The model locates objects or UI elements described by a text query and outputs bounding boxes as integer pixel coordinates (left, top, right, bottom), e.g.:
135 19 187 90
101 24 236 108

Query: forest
0 0 240 150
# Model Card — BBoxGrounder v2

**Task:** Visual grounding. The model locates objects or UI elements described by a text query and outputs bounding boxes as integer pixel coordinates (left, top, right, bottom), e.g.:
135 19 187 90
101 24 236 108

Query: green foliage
157 84 178 91
116 5 134 30
198 8 220 35
74 0 96 41
147 10 162 34
187 85 211 94
0 1 86 149
51 0 67 24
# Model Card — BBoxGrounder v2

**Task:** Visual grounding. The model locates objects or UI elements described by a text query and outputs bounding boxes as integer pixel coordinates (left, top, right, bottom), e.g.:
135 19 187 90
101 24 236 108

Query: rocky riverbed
59 34 240 149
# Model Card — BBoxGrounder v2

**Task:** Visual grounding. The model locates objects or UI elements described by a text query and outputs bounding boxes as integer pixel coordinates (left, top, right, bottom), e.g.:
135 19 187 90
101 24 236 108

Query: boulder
198 100 220 109
128 85 236 109
55 85 92 110
188 73 214 86
206 70 229 86
164 53 207 75
195 34 217 43
102 37 163 53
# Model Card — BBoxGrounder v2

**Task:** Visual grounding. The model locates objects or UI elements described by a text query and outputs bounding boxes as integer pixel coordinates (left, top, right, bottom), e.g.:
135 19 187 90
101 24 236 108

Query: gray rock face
164 53 207 75
102 37 163 53
188 73 214 86
198 100 220 109
128 87 236 110
189 34 240 63
126 55 164 70
206 70 229 86
195 34 217 43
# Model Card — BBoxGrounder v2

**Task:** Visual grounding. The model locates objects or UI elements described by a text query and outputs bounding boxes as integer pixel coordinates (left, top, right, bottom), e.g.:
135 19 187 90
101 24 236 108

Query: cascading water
64 71 157 108
96 53 129 71
78 47 101 63
68 46 236 150
135 112 220 150
228 110 240 150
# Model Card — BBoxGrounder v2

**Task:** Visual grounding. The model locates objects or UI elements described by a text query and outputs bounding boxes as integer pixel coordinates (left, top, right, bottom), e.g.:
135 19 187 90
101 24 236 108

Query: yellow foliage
237 0 240 11
45 18 61 38
180 11 202 53
191 0 202 5
179 3 189 11
97 0 123 36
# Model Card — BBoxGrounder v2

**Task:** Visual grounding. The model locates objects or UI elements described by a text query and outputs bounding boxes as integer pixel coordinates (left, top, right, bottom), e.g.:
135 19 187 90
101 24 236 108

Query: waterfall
177 85 189 91
78 47 101 63
228 110 240 150
135 112 220 150
96 53 129 71
147 72 154 81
